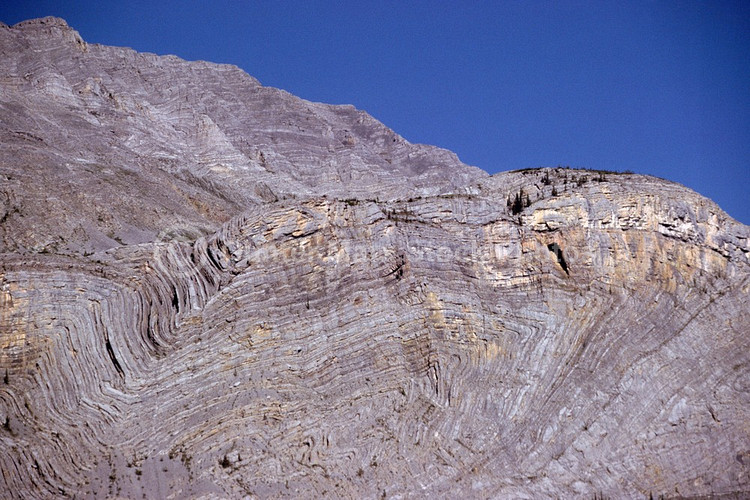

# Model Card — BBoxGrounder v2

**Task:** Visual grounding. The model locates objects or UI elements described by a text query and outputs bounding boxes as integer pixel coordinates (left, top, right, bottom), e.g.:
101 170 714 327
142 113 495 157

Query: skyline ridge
1 2 747 224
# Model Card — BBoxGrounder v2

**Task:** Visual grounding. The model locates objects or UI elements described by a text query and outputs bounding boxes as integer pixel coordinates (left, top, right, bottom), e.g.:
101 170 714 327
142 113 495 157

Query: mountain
1 17 748 499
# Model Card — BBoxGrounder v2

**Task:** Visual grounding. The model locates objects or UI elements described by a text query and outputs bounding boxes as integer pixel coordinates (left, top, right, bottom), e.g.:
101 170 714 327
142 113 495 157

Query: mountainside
1 17 749 499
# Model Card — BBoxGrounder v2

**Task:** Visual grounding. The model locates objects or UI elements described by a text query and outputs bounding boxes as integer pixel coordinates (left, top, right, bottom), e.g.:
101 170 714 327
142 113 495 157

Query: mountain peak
13 15 70 28
8 16 86 50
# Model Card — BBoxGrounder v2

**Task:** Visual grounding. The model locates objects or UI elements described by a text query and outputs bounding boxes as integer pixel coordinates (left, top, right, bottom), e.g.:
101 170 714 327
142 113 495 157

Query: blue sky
2 1 748 223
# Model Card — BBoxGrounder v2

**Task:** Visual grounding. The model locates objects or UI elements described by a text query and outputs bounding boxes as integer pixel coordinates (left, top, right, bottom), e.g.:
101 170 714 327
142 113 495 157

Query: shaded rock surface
1 17 749 499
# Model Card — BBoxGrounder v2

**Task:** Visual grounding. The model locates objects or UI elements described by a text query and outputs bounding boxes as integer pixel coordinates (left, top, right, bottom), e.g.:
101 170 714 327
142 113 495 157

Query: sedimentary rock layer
1 17 749 499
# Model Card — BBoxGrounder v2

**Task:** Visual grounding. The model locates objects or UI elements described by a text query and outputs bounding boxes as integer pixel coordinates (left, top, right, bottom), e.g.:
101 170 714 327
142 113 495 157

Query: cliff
1 18 749 499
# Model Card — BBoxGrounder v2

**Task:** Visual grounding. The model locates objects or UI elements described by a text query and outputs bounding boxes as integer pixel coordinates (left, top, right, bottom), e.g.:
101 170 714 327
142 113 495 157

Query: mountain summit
1 18 748 498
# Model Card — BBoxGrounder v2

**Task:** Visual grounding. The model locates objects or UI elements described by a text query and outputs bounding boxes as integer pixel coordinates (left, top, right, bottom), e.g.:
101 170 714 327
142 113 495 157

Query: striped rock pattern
1 17 749 499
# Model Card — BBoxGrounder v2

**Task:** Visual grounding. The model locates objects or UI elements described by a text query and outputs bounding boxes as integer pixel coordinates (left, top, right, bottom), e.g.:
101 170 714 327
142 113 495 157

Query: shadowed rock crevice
547 242 569 274
104 336 125 379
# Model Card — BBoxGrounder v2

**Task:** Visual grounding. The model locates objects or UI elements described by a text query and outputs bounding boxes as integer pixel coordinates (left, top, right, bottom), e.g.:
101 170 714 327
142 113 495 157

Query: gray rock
1 17 748 499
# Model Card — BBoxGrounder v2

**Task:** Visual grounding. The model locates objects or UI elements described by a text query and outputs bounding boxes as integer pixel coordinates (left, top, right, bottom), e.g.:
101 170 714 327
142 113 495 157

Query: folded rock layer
1 17 749 499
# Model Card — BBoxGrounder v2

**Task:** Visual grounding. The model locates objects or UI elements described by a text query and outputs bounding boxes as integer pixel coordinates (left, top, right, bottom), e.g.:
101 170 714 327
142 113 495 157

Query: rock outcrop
1 17 748 499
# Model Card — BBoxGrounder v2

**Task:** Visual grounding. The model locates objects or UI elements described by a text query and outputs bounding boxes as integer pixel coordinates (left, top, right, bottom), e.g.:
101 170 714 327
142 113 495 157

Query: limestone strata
0 17 484 257
1 17 749 499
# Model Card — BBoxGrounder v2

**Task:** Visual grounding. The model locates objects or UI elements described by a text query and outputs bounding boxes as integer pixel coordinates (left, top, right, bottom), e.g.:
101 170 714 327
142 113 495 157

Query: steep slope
0 17 485 255
1 17 749 499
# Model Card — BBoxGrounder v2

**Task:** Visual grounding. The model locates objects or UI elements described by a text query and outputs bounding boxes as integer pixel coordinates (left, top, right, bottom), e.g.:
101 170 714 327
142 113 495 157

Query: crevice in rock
104 337 125 378
547 242 569 275
171 287 180 313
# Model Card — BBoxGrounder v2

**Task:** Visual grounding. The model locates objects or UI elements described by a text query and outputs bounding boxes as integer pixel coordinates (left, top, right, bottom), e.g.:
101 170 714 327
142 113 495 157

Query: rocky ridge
1 17 749 499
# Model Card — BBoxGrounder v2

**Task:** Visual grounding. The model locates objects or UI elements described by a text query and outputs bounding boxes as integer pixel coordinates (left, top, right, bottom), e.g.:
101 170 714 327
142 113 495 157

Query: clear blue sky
2 1 748 224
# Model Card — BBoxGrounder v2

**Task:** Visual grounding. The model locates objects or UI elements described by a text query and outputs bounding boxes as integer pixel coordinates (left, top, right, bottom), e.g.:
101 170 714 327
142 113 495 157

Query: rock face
1 17 749 499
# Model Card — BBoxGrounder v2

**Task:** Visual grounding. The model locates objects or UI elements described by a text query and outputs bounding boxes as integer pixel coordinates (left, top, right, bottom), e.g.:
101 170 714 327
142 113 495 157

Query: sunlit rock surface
1 17 749 499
